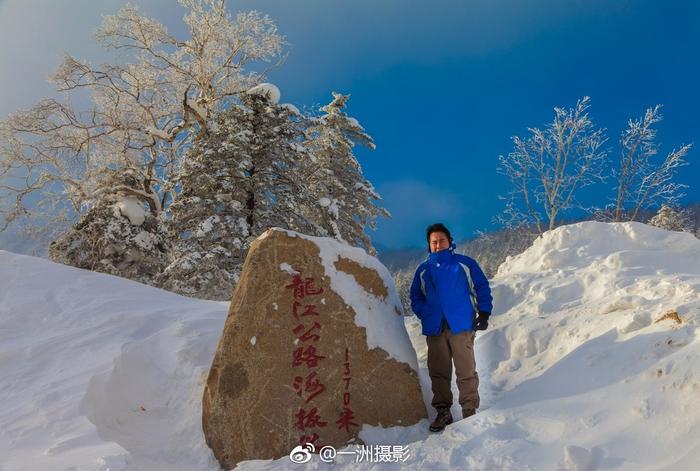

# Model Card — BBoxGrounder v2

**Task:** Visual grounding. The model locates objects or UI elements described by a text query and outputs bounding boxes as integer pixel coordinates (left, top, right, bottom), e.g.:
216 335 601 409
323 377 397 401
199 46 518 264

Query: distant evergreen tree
304 93 389 255
649 204 689 232
393 258 421 316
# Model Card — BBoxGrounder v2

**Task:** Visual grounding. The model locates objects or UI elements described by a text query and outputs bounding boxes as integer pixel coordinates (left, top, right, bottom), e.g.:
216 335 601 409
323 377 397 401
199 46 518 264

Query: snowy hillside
1 221 699 470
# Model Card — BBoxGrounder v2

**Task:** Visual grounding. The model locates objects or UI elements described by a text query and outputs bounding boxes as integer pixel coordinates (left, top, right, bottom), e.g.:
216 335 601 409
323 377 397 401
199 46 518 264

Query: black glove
473 311 490 331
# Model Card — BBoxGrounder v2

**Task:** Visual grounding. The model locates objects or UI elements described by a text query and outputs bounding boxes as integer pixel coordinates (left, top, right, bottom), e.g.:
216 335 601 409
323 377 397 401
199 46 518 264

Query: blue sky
1 0 699 251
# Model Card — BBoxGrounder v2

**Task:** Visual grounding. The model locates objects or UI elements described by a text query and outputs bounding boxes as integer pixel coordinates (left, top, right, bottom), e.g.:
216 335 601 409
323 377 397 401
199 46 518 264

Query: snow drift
1 221 699 470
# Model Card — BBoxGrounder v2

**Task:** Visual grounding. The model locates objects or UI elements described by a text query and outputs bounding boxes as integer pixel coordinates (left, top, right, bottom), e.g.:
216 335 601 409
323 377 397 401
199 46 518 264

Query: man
410 223 493 432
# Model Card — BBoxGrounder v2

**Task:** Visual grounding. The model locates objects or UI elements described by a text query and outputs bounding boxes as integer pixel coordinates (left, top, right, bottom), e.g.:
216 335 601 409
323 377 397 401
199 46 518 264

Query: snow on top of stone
246 83 281 104
278 262 298 275
260 228 417 370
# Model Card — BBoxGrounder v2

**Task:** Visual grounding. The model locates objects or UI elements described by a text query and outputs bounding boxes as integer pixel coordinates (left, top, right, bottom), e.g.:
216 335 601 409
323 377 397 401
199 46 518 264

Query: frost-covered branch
0 0 284 239
610 105 691 222
498 97 608 232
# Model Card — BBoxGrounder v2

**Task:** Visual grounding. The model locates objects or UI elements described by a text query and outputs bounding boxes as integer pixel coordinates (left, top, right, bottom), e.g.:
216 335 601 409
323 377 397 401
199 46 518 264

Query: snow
195 215 220 238
2 221 700 470
346 117 362 129
246 83 281 104
280 103 300 115
318 197 341 220
290 142 306 153
186 98 208 121
278 262 298 275
144 126 172 141
236 217 250 236
113 197 146 226
564 445 595 471
133 230 157 251
0 250 224 471
328 198 340 219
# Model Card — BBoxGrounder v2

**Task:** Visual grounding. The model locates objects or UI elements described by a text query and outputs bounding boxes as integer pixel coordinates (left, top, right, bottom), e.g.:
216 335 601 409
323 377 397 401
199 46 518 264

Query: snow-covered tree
156 117 248 299
234 87 320 237
649 204 690 232
48 168 168 283
0 0 283 276
611 106 691 222
159 85 318 300
303 93 388 254
1 2 390 296
498 97 608 233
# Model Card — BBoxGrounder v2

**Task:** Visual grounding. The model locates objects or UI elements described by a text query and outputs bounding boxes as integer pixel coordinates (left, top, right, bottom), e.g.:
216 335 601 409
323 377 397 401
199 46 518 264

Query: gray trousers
426 328 480 413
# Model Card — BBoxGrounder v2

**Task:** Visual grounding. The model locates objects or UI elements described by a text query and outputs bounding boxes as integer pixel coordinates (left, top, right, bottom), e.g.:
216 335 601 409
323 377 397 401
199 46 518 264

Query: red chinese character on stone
292 302 320 319
294 407 328 430
336 406 358 432
298 433 320 447
292 371 327 403
293 321 322 342
286 273 324 300
292 345 326 368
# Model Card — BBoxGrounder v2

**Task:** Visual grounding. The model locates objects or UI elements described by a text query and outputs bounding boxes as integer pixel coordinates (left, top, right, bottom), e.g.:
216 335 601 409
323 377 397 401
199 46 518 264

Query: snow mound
499 221 700 275
0 250 224 471
81 317 222 470
495 221 700 316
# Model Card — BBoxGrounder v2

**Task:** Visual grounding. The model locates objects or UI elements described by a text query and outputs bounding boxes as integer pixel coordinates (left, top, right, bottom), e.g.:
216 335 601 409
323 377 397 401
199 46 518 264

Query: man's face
429 231 450 253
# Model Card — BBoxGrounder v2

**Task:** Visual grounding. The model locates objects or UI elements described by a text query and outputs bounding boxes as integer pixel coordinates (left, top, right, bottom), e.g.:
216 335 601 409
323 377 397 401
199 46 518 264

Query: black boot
429 407 453 432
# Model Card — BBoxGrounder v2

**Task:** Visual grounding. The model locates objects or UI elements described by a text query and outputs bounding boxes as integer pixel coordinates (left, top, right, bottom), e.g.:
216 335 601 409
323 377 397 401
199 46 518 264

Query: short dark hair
426 223 453 245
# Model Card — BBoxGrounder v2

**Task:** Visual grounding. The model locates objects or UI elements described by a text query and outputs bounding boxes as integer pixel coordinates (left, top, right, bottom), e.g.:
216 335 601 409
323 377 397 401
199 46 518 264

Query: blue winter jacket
410 246 493 336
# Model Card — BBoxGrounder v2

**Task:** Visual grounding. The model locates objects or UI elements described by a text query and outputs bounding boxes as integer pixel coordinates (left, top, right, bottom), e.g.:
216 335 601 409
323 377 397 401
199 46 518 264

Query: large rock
202 229 426 469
